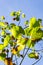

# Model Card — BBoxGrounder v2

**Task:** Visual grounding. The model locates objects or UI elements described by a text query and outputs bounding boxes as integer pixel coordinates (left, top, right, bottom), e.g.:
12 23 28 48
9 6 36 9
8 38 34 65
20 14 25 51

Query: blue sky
0 0 43 65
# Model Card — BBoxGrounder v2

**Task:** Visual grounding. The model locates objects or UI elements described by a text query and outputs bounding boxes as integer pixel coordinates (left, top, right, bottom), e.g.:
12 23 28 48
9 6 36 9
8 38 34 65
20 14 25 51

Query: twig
23 44 26 55
19 48 29 65
26 48 43 52
18 19 21 26
15 55 18 65
32 55 42 65
24 25 29 29
11 54 13 60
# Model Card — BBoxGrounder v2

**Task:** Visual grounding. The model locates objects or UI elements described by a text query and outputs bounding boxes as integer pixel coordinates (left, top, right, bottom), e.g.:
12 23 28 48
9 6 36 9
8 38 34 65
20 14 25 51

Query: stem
7 49 9 58
15 55 18 65
32 55 42 65
19 48 29 65
18 20 21 26
23 44 26 55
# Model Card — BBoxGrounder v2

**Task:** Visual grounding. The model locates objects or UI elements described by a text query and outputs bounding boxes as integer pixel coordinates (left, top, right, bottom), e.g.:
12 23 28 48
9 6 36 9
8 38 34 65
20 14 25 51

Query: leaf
1 16 5 20
22 13 26 18
19 26 25 34
1 38 4 42
26 39 35 48
17 38 28 45
30 27 43 40
24 27 32 36
24 20 29 25
17 45 25 51
3 35 10 47
9 40 13 46
16 16 20 21
28 52 39 59
28 52 35 58
10 26 25 39
10 11 16 16
9 26 19 39
0 22 5 27
15 10 21 16
29 17 41 29
10 23 16 28
0 44 4 50
38 19 42 23
12 49 17 55
0 22 7 28
1 30 6 36
0 53 6 60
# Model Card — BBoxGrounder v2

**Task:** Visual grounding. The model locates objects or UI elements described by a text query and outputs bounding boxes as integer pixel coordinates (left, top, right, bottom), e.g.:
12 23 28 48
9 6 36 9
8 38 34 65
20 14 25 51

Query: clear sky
0 0 43 65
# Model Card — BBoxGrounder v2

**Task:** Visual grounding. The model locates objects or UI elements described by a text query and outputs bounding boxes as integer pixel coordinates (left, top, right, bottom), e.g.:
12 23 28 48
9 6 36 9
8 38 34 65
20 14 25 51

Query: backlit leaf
4 35 10 47
28 52 39 59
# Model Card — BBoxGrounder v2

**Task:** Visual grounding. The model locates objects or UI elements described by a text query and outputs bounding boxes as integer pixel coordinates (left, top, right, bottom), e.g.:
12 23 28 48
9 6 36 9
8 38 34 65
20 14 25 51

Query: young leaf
22 13 26 18
15 10 21 16
1 30 6 36
1 16 5 20
28 52 39 59
10 11 16 16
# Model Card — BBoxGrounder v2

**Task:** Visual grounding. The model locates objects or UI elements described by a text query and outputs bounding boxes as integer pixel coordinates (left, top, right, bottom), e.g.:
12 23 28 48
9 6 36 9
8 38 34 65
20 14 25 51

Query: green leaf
15 10 21 16
26 39 35 48
28 52 35 58
0 44 4 50
30 27 43 39
28 52 39 59
0 53 6 60
29 17 41 29
17 45 25 51
22 13 26 18
24 27 32 36
10 23 16 28
24 20 29 25
4 35 10 47
10 11 16 16
0 22 7 28
0 22 5 27
19 26 25 34
1 38 4 42
38 19 42 23
16 16 20 21
9 40 13 46
1 30 6 36
10 26 25 39
1 16 5 20
17 38 28 45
